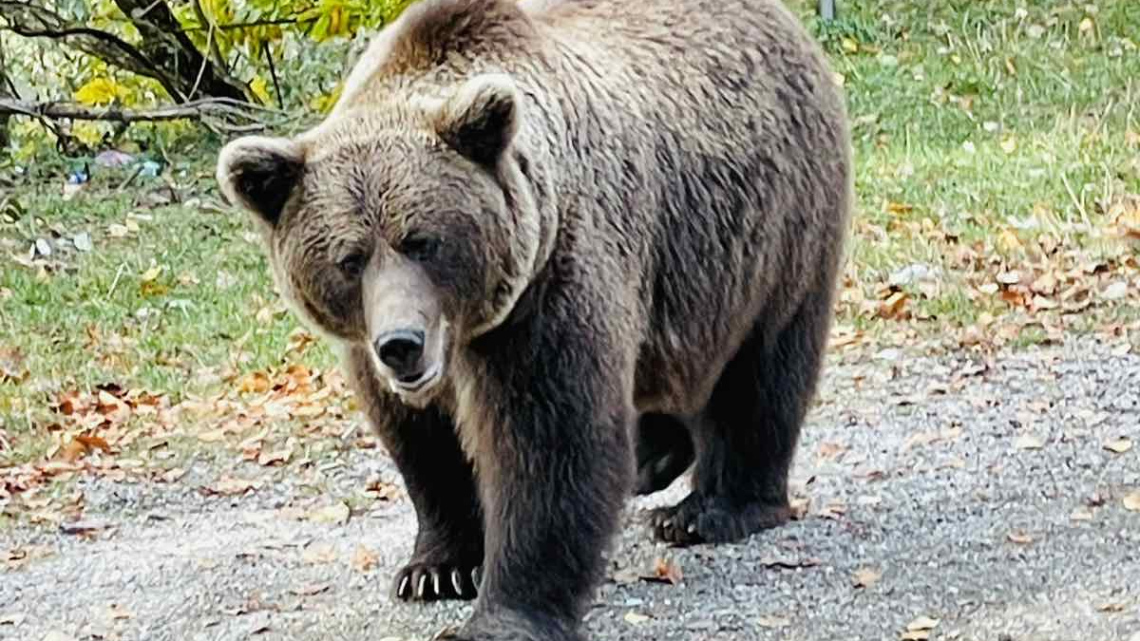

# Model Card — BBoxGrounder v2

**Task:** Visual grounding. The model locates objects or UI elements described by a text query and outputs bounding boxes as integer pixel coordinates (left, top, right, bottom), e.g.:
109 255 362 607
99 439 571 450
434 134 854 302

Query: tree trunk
0 1 247 104
110 0 246 102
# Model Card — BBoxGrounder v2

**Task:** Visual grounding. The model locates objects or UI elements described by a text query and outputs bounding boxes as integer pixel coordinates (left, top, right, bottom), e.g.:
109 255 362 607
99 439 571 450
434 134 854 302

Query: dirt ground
3 336 1139 641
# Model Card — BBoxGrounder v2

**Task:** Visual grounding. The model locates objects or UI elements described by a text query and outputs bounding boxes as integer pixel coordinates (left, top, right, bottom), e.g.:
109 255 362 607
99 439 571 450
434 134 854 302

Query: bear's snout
375 329 426 382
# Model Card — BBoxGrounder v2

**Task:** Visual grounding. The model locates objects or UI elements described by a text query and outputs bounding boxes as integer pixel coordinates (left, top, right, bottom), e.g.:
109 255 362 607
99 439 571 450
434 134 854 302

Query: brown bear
215 0 852 637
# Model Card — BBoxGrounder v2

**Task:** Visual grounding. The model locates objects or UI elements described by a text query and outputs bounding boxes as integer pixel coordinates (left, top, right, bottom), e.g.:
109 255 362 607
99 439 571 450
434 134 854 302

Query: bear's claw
650 493 791 546
393 562 481 602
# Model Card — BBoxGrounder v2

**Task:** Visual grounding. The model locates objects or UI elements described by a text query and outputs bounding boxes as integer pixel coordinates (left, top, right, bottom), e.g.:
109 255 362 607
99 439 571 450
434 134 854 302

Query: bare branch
0 0 247 102
0 97 294 133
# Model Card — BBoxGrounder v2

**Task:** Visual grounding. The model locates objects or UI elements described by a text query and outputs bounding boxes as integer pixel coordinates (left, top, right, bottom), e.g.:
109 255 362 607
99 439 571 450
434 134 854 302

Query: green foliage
0 0 417 160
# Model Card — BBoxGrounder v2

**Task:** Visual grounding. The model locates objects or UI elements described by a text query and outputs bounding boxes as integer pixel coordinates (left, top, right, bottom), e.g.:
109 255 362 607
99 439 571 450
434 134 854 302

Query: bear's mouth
392 362 442 392
382 318 450 402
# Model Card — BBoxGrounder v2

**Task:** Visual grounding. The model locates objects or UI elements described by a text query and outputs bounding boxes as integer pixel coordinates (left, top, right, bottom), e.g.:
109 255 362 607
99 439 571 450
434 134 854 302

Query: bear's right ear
216 135 304 225
433 74 520 167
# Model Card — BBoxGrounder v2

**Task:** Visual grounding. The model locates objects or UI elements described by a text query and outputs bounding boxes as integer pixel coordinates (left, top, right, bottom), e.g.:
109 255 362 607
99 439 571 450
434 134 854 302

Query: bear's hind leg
650 287 832 545
346 348 484 602
634 412 695 496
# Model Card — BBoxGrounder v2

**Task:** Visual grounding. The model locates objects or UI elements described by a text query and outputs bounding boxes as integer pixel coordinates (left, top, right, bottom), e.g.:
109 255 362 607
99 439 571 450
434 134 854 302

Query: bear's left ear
216 135 304 225
434 74 520 166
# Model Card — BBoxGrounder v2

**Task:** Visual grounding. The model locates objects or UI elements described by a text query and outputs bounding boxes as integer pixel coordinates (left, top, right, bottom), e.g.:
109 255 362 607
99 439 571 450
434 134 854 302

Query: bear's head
216 73 547 406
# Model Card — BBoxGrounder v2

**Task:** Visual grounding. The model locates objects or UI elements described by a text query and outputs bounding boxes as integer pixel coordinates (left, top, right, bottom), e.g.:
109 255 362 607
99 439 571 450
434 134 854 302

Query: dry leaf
852 567 882 589
878 292 909 320
302 543 338 565
306 501 351 525
0 613 26 626
1104 438 1133 454
641 557 683 585
1096 601 1126 613
351 544 379 572
202 475 261 497
817 441 847 460
902 616 940 640
623 612 651 625
290 582 331 597
1014 435 1045 450
257 448 293 467
756 615 791 629
1007 531 1034 545
1124 491 1140 512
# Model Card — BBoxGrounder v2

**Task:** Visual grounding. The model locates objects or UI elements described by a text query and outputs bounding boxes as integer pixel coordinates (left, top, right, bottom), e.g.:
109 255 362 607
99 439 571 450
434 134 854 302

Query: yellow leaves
310 83 344 114
75 77 126 106
1000 135 1017 154
250 77 273 105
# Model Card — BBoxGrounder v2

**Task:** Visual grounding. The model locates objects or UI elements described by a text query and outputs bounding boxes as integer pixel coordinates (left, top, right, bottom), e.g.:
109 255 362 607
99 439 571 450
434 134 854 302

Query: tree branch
0 0 247 103
0 97 290 133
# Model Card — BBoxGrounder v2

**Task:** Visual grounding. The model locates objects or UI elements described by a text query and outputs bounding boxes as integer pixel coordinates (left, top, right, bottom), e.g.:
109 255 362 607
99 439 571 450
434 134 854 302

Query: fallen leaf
140 265 163 282
852 567 882 589
1096 601 1126 613
257 448 293 467
202 475 261 497
624 612 651 625
878 292 909 320
902 616 940 640
302 543 338 565
641 557 683 585
0 613 26 626
1104 438 1133 454
1124 491 1140 512
106 604 133 620
290 582 331 597
1014 435 1045 450
907 616 940 631
756 615 791 629
160 467 187 483
1007 531 1034 545
351 544 379 572
817 441 848 461
306 501 351 525
1066 508 1095 527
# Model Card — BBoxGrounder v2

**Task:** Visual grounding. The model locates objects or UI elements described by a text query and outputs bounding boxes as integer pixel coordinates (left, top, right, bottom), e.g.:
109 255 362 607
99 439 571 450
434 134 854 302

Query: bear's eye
336 252 368 279
400 234 441 262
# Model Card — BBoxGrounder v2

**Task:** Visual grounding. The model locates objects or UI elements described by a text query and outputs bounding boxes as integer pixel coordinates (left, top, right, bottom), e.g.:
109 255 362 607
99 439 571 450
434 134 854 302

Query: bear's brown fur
216 0 852 637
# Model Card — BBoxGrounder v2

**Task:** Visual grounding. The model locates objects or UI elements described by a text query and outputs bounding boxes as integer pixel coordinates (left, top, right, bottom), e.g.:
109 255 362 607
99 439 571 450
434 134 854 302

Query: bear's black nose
375 330 425 381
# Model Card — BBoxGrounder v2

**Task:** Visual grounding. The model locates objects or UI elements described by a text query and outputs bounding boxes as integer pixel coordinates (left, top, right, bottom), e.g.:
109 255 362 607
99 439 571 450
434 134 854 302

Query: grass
1 0 1139 475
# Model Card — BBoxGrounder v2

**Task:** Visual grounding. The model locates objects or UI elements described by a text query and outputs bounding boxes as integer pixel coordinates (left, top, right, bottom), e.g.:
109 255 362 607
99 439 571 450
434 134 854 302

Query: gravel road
3 336 1139 641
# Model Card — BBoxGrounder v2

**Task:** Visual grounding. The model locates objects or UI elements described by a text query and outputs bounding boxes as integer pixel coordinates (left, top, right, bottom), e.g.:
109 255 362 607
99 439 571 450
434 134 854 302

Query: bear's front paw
392 562 481 602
